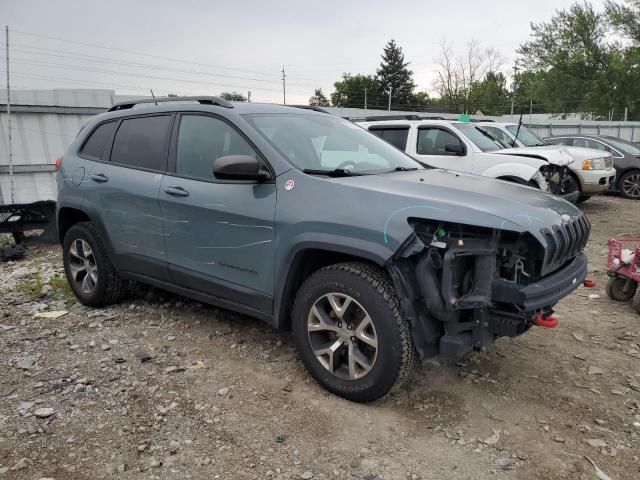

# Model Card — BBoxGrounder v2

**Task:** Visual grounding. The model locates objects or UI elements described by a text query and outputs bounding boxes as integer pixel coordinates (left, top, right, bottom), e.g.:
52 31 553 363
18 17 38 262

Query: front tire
63 222 125 307
291 262 416 402
605 277 637 302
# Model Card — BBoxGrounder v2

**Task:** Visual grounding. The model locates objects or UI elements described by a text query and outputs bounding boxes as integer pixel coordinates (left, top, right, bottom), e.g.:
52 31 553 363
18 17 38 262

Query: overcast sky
1 0 607 104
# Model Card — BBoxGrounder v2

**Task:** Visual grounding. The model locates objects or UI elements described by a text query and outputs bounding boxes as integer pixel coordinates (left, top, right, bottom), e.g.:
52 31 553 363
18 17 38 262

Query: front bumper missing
492 252 587 312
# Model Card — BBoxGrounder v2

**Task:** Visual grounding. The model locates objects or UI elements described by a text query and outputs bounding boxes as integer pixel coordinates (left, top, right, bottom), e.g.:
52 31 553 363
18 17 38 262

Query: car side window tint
80 121 117 160
110 115 172 170
574 138 611 152
176 115 257 180
368 128 409 150
416 128 462 156
547 138 572 146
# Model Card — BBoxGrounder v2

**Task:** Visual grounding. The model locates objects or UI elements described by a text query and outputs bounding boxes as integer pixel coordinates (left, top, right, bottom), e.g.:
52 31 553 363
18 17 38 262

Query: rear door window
368 127 410 150
110 115 172 171
80 121 117 160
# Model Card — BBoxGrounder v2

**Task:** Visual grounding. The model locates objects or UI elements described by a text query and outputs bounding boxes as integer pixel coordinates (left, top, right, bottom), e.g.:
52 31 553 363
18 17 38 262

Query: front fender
482 162 541 182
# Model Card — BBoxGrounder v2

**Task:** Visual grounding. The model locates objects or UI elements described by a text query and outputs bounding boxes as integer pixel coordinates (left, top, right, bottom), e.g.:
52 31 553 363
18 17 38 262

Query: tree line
308 0 640 121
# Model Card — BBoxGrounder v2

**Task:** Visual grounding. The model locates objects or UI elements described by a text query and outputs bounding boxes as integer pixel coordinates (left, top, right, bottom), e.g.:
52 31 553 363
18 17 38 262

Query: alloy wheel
307 293 378 380
622 172 640 199
68 239 98 293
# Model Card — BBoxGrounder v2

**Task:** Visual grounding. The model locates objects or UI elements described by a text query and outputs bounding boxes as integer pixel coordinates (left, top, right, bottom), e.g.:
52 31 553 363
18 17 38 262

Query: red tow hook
534 313 558 329
583 279 596 288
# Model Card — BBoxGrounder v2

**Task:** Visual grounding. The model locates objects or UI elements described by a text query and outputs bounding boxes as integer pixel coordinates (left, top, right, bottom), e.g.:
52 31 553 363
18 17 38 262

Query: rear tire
605 277 637 302
63 222 125 307
291 262 416 402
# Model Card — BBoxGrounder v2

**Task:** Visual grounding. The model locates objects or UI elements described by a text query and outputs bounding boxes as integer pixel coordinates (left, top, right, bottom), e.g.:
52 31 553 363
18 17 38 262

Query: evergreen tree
309 88 331 107
376 40 416 107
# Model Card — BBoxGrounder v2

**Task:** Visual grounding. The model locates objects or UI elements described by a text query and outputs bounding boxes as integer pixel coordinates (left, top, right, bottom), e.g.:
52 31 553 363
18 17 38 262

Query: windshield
244 113 423 173
452 123 503 152
603 136 640 155
505 125 547 147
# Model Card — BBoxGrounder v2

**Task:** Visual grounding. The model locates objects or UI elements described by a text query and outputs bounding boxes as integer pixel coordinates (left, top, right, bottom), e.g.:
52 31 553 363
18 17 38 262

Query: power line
9 44 333 87
10 29 336 86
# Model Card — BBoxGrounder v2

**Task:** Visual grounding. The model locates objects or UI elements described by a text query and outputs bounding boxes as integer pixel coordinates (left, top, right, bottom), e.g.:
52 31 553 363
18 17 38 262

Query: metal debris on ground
33 310 69 319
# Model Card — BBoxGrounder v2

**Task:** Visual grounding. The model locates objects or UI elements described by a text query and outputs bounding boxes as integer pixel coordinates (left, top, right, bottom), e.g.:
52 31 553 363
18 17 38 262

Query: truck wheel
605 277 637 301
291 262 416 402
619 170 640 200
63 222 125 307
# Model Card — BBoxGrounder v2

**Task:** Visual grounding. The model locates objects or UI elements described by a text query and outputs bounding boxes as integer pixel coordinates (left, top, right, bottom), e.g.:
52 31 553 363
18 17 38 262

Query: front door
413 126 474 173
159 113 276 313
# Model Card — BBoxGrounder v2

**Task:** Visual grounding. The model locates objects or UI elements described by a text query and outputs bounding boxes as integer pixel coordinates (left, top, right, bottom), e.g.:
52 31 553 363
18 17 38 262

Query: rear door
413 126 474 173
82 114 173 280
159 113 276 313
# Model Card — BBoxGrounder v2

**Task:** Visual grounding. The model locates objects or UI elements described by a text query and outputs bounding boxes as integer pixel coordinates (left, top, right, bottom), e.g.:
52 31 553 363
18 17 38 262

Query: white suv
359 118 577 202
477 122 616 203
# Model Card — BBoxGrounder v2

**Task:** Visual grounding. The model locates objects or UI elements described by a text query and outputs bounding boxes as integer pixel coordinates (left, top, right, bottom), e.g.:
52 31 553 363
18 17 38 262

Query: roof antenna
511 108 524 148
150 89 158 106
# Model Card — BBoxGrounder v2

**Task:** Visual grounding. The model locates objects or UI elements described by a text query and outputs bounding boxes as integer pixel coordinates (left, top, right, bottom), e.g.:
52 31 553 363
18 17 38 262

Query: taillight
55 156 63 172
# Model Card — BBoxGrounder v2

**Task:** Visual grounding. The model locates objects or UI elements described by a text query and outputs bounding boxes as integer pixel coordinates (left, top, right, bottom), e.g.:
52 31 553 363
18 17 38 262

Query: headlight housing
582 158 606 170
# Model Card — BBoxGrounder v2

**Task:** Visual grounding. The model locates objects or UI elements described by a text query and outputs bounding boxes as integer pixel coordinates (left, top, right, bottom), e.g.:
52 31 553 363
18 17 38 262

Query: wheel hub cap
68 239 98 293
307 293 378 381
623 173 640 198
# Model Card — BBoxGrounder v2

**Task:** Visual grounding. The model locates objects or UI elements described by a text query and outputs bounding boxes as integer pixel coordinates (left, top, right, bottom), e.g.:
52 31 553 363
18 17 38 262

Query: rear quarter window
110 115 172 171
79 121 117 160
368 127 409 150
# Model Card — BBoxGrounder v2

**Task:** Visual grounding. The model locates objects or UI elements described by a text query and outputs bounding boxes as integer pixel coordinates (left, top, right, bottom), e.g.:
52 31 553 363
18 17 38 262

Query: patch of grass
48 274 75 302
18 262 44 298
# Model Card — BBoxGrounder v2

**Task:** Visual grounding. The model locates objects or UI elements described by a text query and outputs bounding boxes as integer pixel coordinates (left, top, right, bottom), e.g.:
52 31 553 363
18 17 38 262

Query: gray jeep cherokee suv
56 96 590 402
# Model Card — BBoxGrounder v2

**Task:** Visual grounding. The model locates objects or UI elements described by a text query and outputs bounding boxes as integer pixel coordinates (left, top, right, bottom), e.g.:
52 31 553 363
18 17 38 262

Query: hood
497 146 575 166
330 168 582 251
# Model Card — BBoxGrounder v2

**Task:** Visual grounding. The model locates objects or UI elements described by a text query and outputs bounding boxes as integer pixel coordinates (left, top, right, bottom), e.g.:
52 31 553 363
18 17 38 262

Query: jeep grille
540 214 590 275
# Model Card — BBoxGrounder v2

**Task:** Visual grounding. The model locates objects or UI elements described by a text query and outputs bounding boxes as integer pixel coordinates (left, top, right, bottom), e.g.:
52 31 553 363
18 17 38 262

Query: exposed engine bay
388 218 588 359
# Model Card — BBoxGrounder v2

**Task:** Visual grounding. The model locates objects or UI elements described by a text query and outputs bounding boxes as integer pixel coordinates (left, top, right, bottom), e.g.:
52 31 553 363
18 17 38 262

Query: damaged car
361 118 579 202
56 97 590 402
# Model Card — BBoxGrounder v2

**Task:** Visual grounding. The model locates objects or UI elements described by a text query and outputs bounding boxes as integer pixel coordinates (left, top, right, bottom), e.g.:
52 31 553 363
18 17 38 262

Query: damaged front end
387 218 589 360
538 164 577 202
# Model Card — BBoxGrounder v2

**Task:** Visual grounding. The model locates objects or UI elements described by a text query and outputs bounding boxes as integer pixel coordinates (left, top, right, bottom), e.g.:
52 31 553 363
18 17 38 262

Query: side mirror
444 142 464 156
213 155 269 181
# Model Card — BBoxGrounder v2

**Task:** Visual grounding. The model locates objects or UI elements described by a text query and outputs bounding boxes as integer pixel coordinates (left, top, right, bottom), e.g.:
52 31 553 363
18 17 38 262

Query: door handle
90 173 109 183
164 186 189 197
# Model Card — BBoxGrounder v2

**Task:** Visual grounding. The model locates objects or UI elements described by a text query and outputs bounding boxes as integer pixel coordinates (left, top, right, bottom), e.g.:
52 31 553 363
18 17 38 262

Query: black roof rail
470 118 495 123
107 96 234 112
362 114 446 122
287 105 331 114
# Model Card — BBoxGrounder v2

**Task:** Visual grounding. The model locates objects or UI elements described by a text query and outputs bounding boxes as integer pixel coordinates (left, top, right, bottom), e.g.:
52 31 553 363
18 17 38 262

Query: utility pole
364 88 367 111
281 66 286 105
624 106 628 122
247 91 251 103
510 62 518 121
5 25 14 204
529 99 533 125
387 87 392 111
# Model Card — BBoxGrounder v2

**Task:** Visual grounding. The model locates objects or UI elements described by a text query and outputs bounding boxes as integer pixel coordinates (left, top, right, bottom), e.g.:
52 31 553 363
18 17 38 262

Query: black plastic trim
492 252 587 311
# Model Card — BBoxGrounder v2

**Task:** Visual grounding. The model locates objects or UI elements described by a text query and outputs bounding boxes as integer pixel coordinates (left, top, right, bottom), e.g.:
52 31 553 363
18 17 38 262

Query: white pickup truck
359 118 578 202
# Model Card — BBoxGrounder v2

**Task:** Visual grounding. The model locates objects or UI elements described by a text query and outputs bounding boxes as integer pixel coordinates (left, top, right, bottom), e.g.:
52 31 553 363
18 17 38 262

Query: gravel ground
1 194 639 480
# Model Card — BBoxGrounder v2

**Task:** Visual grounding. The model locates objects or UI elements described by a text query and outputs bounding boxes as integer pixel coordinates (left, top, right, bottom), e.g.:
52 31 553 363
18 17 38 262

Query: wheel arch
273 244 387 331
57 206 91 244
